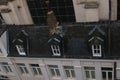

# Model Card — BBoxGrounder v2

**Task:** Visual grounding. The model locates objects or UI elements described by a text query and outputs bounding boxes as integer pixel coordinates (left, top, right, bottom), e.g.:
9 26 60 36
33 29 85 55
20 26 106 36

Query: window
102 67 113 80
51 45 61 56
92 45 101 56
0 48 2 54
0 75 9 80
48 65 60 77
16 45 26 55
84 67 95 80
2 63 12 73
63 66 75 78
30 64 42 76
17 63 29 74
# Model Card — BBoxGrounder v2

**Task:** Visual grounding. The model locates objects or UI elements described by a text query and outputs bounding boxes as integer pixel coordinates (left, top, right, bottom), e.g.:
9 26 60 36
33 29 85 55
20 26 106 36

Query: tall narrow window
0 48 2 54
101 67 113 80
92 45 101 56
17 63 29 74
51 45 61 56
16 45 26 55
2 63 12 73
0 75 9 80
63 66 75 78
48 65 60 77
30 64 42 76
84 67 96 80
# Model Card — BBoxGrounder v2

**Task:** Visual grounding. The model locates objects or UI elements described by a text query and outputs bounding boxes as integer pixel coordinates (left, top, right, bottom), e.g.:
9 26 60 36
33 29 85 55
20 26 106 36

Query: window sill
65 78 76 80
34 75 43 78
52 77 61 80
21 74 30 77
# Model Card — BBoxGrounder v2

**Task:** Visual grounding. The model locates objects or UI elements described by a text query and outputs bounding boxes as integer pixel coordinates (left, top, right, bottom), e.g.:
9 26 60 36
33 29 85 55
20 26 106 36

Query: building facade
0 0 119 24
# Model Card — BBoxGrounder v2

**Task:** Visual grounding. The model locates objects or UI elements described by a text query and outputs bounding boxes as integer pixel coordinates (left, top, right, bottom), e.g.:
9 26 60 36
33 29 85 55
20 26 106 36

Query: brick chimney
46 0 57 35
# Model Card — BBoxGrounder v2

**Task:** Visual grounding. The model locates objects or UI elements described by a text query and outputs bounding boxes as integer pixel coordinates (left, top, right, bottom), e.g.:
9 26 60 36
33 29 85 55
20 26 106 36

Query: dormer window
16 45 26 55
92 45 101 57
51 45 61 56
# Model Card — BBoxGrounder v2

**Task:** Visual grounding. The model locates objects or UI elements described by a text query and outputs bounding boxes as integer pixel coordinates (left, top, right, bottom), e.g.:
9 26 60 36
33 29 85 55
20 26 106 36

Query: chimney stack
46 0 58 35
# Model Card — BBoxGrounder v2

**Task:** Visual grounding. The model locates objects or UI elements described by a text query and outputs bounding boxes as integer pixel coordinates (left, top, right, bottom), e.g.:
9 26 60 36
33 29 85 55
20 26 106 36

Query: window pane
8 66 12 72
85 71 90 78
91 71 95 79
65 70 70 77
50 69 55 76
3 66 9 72
56 69 60 76
19 67 24 73
38 68 42 75
24 67 29 73
0 48 2 53
108 72 112 79
102 72 106 79
32 68 37 75
71 70 75 77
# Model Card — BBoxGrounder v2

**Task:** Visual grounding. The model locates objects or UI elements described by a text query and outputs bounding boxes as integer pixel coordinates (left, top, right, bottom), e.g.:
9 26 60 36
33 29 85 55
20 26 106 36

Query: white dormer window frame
16 45 26 55
51 45 61 56
92 45 101 57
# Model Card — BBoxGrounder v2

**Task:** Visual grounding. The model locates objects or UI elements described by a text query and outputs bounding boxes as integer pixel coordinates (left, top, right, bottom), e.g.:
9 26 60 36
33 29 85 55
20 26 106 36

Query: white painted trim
16 45 26 55
51 45 61 56
92 45 102 57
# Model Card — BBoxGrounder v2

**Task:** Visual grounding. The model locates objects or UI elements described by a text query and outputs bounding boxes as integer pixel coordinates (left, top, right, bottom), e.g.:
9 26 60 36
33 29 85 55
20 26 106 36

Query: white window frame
84 67 96 80
2 63 12 73
48 65 60 77
101 67 113 80
17 64 29 74
16 45 26 55
64 66 75 78
30 64 42 76
51 45 61 56
92 45 101 57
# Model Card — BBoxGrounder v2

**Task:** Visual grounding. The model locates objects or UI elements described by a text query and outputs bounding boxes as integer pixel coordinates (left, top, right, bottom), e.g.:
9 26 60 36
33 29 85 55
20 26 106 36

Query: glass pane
50 69 55 76
102 72 106 80
19 67 24 73
108 72 112 79
91 71 95 79
65 70 70 77
38 68 42 75
24 67 29 73
56 69 60 76
8 66 12 72
71 70 75 77
33 68 37 75
3 66 9 72
85 71 90 78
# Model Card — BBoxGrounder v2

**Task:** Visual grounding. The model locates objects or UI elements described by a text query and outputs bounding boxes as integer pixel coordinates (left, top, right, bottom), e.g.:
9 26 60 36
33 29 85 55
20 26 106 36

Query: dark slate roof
6 22 120 59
